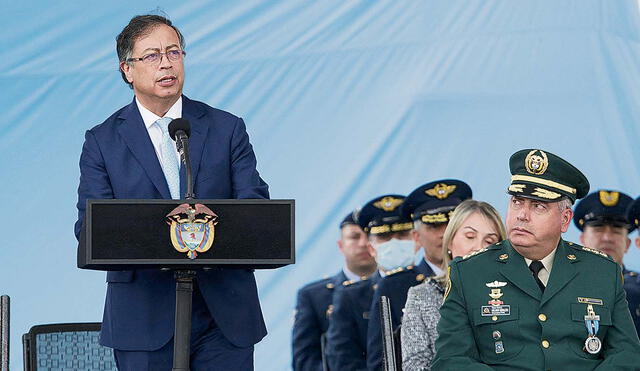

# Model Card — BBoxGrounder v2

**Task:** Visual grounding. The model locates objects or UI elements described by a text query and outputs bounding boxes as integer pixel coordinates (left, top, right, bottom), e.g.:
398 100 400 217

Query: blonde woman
401 200 506 371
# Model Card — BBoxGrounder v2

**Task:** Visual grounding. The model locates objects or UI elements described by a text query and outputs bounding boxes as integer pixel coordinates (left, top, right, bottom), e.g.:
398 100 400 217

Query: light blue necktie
156 117 181 199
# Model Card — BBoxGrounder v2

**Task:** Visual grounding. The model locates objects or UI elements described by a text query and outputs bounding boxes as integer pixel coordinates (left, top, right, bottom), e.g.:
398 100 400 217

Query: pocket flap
570 303 611 326
474 305 519 325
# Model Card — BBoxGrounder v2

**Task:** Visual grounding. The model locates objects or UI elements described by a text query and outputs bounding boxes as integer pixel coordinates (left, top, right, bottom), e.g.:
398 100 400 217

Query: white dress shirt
135 97 183 165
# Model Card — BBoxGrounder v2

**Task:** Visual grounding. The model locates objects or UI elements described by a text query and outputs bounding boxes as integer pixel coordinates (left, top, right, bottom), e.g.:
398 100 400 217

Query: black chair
380 296 402 371
1 295 9 371
22 323 116 371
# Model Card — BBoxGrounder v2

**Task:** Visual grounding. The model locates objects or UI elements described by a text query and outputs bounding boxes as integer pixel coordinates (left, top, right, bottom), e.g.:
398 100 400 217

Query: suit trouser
113 283 254 371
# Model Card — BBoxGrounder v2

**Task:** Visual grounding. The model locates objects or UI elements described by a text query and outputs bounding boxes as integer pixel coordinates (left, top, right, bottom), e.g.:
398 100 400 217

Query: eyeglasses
126 50 186 65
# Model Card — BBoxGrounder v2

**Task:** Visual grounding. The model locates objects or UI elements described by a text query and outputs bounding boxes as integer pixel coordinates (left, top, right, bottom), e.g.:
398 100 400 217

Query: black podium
78 199 294 371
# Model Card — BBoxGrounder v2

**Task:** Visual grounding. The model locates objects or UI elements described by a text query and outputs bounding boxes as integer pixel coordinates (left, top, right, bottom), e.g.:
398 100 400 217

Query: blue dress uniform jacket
75 96 269 351
433 239 640 370
292 271 348 371
624 268 640 337
326 272 381 371
366 259 435 370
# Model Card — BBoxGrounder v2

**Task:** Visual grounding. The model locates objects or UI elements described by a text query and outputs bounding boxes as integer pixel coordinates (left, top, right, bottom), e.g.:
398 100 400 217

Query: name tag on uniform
577 297 603 306
481 305 511 316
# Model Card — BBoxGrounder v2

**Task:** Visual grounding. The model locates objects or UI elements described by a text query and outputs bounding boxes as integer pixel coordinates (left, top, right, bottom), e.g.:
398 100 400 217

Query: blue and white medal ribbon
583 305 602 354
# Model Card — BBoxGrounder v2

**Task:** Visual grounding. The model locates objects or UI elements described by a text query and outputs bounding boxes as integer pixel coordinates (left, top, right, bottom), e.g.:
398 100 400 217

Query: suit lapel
499 241 542 301
117 99 171 198
180 96 208 195
540 240 577 306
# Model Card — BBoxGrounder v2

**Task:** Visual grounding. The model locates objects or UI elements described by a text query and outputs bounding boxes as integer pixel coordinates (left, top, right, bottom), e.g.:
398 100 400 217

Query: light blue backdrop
3 1 640 369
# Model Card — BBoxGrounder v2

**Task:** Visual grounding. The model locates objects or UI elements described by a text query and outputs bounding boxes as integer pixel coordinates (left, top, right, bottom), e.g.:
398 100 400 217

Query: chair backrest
22 323 116 371
1 295 9 371
380 295 399 371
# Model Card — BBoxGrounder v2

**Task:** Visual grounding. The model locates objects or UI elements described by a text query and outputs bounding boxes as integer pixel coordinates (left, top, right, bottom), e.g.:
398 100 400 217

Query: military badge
373 196 403 212
482 281 510 317
165 203 218 260
425 183 457 200
598 190 619 207
524 149 549 175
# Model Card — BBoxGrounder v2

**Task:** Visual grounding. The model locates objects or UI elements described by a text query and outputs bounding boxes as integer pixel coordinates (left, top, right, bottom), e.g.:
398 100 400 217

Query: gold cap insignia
373 196 403 212
599 190 619 207
525 150 549 175
426 183 457 200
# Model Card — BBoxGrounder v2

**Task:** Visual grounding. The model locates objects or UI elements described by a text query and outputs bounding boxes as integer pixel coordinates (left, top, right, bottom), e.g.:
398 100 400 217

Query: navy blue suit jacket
292 271 348 371
75 96 269 351
366 259 436 370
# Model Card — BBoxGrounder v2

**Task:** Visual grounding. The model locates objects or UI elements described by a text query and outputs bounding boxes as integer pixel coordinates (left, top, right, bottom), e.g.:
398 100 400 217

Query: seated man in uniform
367 179 472 370
574 190 640 337
292 211 377 370
325 195 414 371
433 149 640 370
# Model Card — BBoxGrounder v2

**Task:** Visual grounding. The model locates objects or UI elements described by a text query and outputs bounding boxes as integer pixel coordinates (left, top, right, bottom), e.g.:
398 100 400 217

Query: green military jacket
433 239 640 370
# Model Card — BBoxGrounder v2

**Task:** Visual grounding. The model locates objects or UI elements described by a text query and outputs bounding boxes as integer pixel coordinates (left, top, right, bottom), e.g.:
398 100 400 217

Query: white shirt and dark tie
525 248 556 292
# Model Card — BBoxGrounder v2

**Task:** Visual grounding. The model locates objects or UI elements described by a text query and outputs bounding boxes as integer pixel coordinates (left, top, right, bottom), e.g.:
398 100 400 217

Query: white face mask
375 239 416 271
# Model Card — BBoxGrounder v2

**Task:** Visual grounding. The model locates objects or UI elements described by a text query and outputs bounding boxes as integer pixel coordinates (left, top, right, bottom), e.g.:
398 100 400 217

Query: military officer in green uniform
433 149 640 370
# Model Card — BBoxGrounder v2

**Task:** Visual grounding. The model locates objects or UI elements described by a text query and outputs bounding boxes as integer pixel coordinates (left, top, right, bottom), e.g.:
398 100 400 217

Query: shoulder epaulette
342 279 357 287
384 265 412 277
462 247 489 260
581 246 610 259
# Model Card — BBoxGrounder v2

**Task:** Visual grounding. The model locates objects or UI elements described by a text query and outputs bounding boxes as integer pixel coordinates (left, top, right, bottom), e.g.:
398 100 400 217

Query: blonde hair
437 200 506 282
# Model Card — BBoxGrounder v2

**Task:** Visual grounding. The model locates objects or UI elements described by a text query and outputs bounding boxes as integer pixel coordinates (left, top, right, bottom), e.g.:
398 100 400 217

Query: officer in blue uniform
292 211 378 370
574 190 640 337
625 196 640 336
326 195 414 371
366 179 472 370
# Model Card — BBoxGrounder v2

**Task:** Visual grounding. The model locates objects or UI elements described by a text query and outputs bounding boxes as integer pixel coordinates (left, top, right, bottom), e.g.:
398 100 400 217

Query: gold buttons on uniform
542 340 550 348
326 283 335 289
492 316 498 321
567 254 576 260
538 313 547 322
499 254 508 260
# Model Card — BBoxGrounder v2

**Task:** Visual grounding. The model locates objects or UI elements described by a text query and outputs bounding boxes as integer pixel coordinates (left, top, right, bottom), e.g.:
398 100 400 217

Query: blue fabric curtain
3 1 640 369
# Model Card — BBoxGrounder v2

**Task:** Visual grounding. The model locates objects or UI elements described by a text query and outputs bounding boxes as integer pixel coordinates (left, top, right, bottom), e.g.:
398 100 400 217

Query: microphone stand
173 131 195 371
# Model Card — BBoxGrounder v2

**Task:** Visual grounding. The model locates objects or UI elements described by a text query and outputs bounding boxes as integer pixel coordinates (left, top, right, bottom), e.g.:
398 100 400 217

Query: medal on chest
583 304 602 354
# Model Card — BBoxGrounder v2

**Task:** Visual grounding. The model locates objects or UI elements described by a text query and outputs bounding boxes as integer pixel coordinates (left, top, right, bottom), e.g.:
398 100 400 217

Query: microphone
168 118 195 199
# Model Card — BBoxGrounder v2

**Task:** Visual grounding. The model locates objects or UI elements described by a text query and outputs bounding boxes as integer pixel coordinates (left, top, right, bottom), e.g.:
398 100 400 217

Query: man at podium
74 14 269 370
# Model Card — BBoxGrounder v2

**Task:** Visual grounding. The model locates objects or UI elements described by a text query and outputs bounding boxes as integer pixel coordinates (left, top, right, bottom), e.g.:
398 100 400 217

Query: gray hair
557 198 573 211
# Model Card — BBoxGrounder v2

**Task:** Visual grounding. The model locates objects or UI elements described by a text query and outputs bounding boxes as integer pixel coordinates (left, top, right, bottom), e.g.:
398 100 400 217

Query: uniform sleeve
400 285 438 371
75 130 114 240
229 117 269 199
432 263 492 370
292 288 324 371
326 289 367 371
366 285 384 371
594 263 640 369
